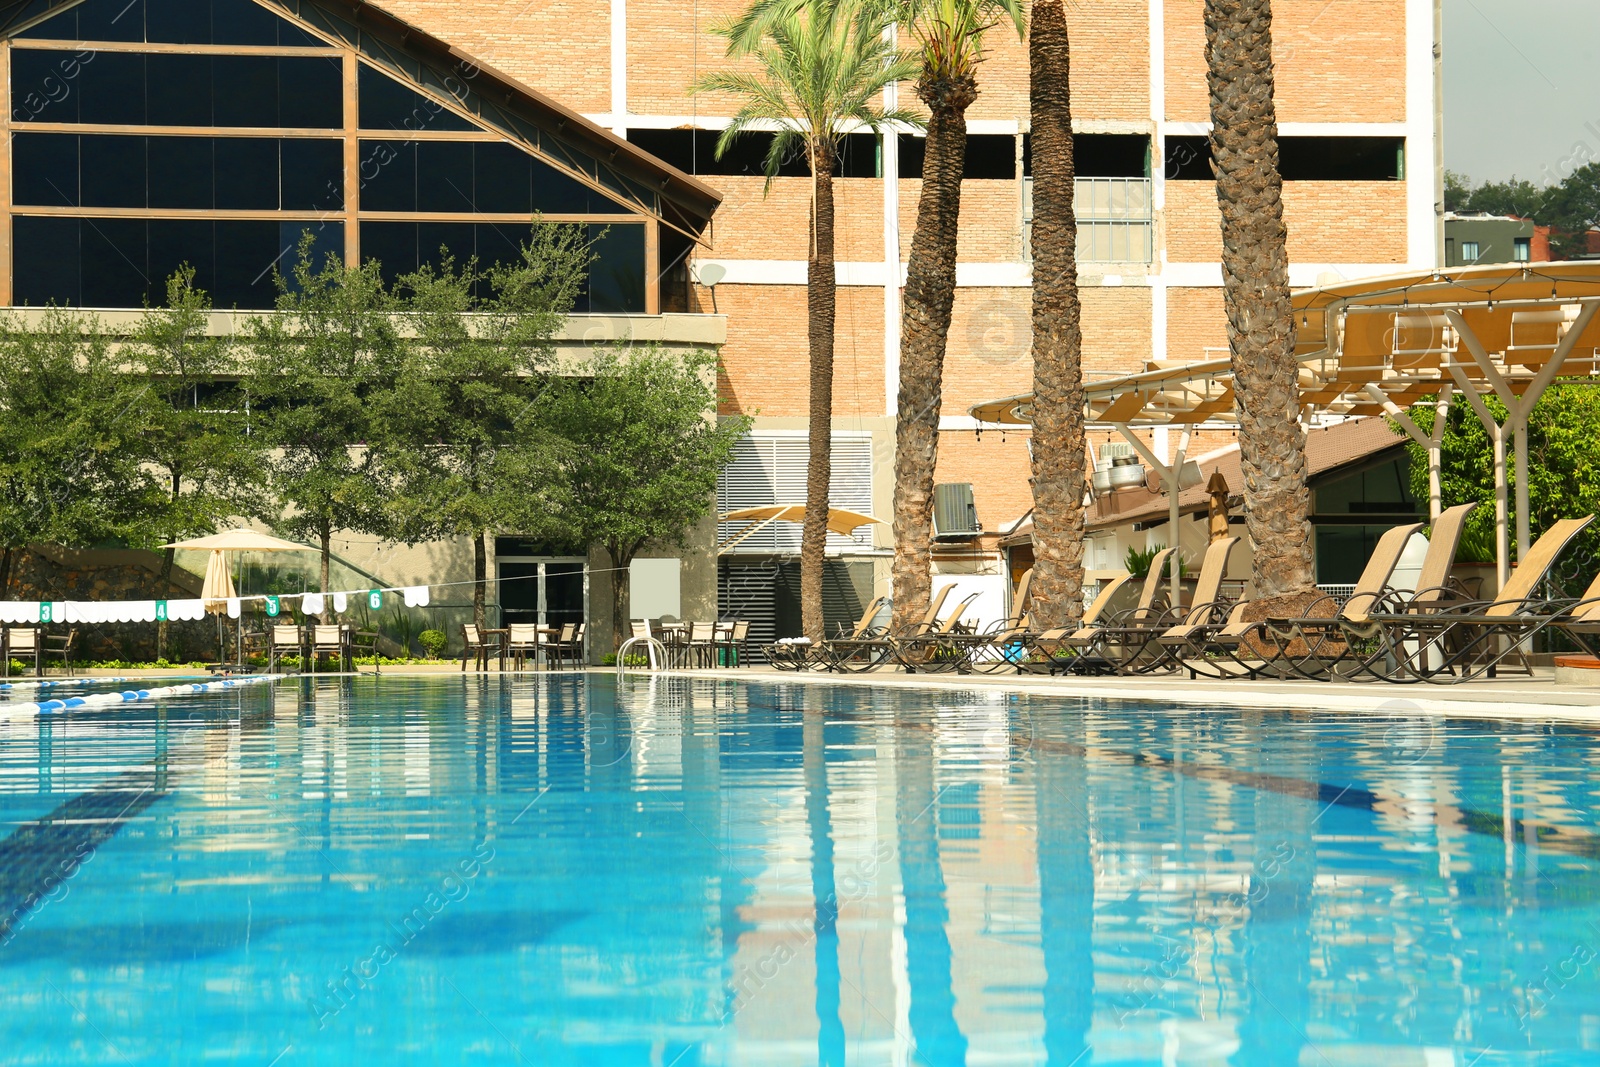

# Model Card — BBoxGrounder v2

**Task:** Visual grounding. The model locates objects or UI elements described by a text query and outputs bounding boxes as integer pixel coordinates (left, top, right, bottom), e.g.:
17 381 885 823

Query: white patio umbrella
164 528 316 668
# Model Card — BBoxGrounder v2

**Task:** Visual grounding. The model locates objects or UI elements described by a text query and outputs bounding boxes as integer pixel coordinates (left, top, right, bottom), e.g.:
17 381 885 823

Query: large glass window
361 222 646 314
357 64 477 133
14 216 343 309
14 133 343 211
17 0 325 46
359 140 604 215
11 50 343 127
3 1 656 312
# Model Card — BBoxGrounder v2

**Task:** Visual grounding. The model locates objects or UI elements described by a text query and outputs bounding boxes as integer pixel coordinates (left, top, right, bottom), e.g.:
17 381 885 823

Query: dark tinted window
357 64 478 133
14 134 343 211
1165 135 1404 181
19 0 322 46
359 140 605 214
11 51 343 127
626 128 879 177
1023 133 1149 178
14 216 343 309
361 221 645 313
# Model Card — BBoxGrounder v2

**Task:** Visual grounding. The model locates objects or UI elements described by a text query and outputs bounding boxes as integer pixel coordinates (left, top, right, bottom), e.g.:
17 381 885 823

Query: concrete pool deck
608 664 1600 726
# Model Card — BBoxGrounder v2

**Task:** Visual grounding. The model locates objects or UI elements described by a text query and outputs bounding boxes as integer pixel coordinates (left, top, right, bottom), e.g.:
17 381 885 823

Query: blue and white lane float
3 674 287 719
0 676 209 692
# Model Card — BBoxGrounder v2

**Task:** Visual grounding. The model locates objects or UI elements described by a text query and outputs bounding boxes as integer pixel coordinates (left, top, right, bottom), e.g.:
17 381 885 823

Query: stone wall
7 548 216 664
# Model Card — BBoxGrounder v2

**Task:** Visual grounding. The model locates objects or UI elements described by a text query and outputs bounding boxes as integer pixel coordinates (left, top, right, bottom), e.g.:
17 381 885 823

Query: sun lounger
1027 549 1179 675
1353 515 1594 682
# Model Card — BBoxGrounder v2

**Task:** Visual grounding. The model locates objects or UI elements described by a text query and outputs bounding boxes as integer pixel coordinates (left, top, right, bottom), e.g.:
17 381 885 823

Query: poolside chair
890 591 984 673
804 593 898 672
686 621 718 668
956 569 1038 674
1029 548 1179 675
1353 515 1595 682
310 625 348 673
268 624 304 674
718 619 751 668
461 624 501 671
545 623 579 670
4 627 41 677
1185 520 1428 680
1104 537 1241 676
506 624 541 671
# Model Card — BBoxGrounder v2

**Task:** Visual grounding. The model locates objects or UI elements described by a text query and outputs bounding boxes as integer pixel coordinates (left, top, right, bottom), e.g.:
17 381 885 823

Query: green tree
1205 0 1315 608
1025 0 1088 627
1542 161 1600 259
379 224 594 629
127 268 263 615
1400 388 1600 591
699 0 918 642
533 348 751 651
0 308 157 593
248 236 405 593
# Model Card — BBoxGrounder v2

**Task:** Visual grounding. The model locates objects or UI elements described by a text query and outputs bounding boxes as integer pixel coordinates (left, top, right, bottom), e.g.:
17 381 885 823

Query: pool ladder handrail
616 635 670 680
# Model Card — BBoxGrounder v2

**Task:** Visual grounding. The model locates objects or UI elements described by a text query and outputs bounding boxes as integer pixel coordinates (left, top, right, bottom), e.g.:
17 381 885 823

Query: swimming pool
1 674 1597 1065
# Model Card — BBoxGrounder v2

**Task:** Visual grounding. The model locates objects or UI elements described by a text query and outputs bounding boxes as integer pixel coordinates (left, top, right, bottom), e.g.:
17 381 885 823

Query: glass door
496 557 588 630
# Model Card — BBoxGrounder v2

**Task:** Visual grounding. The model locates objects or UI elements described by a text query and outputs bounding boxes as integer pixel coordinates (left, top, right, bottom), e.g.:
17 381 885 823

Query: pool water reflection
0 675 1598 1065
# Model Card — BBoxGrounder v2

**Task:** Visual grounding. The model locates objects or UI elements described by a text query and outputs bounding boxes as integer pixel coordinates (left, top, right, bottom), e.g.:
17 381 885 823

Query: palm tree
1204 0 1316 608
884 0 1024 632
701 0 918 642
1025 0 1087 628
724 0 1019 631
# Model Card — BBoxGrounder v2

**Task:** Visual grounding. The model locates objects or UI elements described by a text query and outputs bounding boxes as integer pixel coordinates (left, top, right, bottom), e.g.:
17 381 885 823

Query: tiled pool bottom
1 675 1598 1066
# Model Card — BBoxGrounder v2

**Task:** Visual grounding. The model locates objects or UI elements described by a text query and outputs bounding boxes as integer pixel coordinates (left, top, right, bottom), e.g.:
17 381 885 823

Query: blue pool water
1 674 1598 1065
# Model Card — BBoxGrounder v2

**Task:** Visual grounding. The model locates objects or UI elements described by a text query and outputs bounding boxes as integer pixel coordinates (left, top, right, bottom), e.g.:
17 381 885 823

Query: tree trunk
320 521 332 598
1027 0 1088 629
156 544 176 659
801 148 838 644
610 546 631 654
0 546 12 600
473 531 488 631
890 75 977 633
1204 0 1315 602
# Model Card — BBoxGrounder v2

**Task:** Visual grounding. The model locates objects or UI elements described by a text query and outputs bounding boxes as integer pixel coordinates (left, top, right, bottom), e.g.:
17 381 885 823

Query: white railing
1024 177 1154 264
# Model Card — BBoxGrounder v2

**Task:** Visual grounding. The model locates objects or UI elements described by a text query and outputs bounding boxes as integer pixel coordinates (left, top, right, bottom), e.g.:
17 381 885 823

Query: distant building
1444 212 1551 267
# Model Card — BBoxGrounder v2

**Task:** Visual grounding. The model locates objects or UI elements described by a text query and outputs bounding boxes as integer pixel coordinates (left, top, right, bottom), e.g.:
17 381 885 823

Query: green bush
418 629 448 659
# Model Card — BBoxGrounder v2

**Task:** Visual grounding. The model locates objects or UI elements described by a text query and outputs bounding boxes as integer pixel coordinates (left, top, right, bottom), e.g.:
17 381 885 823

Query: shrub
418 629 448 659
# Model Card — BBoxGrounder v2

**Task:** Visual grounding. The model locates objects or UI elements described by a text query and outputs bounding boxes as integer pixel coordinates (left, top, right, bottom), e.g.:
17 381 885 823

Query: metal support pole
1493 423 1509 594
1512 414 1530 563
1429 385 1452 521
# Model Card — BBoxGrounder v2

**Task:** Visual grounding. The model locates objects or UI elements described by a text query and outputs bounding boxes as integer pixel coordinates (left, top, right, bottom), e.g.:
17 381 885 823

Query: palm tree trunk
1027 0 1088 629
891 74 977 633
801 149 838 644
1204 0 1315 603
0 546 12 599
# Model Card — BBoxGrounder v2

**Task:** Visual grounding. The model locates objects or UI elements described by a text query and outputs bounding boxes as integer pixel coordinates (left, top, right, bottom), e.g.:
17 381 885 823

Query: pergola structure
971 262 1600 598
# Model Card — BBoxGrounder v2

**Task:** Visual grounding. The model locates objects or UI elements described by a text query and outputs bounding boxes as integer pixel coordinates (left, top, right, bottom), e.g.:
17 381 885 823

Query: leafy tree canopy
532 348 751 647
1398 387 1600 590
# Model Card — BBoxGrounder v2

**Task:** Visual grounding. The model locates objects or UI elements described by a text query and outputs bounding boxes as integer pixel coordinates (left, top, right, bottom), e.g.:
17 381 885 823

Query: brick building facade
361 0 1438 633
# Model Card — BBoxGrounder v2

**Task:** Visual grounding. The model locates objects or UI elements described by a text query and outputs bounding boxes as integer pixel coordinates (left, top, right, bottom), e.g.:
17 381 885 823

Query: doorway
496 556 588 631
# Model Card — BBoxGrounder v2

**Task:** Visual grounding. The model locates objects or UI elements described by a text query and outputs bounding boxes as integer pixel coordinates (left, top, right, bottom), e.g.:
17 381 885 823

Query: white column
610 0 628 135
1406 0 1442 269
882 45 902 418
1149 0 1169 360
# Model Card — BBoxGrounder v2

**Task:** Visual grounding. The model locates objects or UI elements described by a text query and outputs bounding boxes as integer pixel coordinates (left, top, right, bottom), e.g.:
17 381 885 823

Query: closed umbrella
200 550 237 615
1206 470 1232 544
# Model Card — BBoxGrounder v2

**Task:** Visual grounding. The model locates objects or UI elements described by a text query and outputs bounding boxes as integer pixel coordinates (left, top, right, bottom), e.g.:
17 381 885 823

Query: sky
1444 0 1600 187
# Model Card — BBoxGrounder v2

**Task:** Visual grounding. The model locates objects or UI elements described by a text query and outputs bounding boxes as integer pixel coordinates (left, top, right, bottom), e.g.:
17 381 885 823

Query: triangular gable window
4 0 657 313
18 0 321 46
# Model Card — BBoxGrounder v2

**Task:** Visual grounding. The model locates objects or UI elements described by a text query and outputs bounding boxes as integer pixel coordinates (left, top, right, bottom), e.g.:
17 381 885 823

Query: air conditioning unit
932 483 981 539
